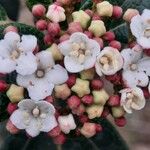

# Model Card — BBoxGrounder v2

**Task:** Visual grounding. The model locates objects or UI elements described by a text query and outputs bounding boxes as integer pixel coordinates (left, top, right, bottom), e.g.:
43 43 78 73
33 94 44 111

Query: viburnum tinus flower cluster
0 0 150 145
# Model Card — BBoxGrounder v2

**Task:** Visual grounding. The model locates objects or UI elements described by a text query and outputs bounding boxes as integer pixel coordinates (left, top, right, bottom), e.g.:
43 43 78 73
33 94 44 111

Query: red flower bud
91 79 104 90
7 103 17 114
112 6 123 19
36 19 47 31
103 31 115 41
108 95 120 106
53 133 66 145
79 115 89 124
109 40 121 51
101 107 110 118
115 117 126 127
48 126 61 137
95 124 103 132
66 74 76 88
32 4 46 17
44 34 53 45
6 120 20 134
67 96 81 109
85 9 94 17
142 87 150 99
92 13 102 20
81 95 94 105
93 37 104 49
59 34 70 42
48 23 60 37
45 96 54 103
84 31 93 38
0 80 8 92
67 22 83 34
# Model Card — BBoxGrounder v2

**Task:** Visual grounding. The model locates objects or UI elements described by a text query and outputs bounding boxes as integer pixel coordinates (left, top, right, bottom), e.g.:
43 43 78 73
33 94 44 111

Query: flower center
36 69 45 78
32 106 40 117
70 42 91 64
10 50 20 60
99 56 111 70
144 28 150 38
130 64 138 71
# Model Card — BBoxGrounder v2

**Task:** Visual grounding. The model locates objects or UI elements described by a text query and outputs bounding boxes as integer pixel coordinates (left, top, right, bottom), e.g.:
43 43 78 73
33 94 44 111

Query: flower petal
0 57 16 74
26 118 40 137
27 78 54 100
18 35 37 52
10 110 27 129
122 70 149 87
64 56 84 73
70 32 88 43
0 40 11 58
137 36 150 49
46 64 68 85
40 115 58 132
4 32 20 47
95 61 103 76
130 15 143 39
84 56 96 70
137 57 150 76
58 40 72 56
141 9 150 22
16 52 37 75
36 51 54 69
121 45 142 69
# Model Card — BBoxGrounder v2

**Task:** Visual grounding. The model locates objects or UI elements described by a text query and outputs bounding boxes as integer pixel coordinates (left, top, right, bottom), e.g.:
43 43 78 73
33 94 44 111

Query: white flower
58 114 76 134
95 47 123 76
10 99 57 137
121 45 150 87
17 51 68 100
58 32 100 73
0 32 37 75
130 9 150 49
46 4 66 23
120 87 146 113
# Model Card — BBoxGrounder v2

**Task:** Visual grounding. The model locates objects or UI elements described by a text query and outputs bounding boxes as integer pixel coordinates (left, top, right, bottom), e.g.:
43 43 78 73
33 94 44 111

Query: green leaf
0 4 7 21
107 0 125 6
26 0 52 10
0 22 45 49
80 0 93 10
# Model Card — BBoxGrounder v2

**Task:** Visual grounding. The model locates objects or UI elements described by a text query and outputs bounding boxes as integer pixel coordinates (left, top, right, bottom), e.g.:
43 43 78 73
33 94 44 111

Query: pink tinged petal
137 37 150 49
46 64 68 85
10 110 27 129
130 15 143 39
95 61 103 76
4 32 20 46
122 70 149 87
40 115 58 132
27 79 54 101
18 99 36 110
16 74 34 87
36 51 55 69
137 57 150 76
70 32 89 43
64 56 84 73
0 57 16 74
84 56 96 70
18 35 37 52
16 52 37 75
121 47 142 69
87 39 101 56
58 40 72 56
26 118 40 137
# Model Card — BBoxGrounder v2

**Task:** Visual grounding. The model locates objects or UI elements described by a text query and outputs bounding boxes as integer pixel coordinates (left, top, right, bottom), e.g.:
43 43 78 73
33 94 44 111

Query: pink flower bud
112 6 123 19
81 95 94 105
44 34 53 45
109 40 121 51
103 31 115 41
53 133 66 145
59 34 70 42
4 26 18 34
85 9 94 17
115 117 126 127
0 80 8 92
79 115 89 124
6 120 20 134
67 96 81 109
91 79 104 90
48 126 61 137
32 4 46 17
67 22 83 34
108 95 120 106
36 19 47 31
101 107 110 118
93 37 104 49
48 23 60 37
84 31 93 38
72 104 85 115
123 9 139 22
66 74 76 88
92 13 101 20
95 124 103 132
45 96 54 103
7 103 17 114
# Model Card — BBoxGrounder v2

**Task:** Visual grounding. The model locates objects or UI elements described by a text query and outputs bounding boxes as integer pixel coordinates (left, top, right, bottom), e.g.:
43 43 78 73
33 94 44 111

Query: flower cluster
0 0 150 145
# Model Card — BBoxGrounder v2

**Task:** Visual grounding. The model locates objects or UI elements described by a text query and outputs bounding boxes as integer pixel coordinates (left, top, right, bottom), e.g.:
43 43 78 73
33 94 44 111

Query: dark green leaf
26 0 52 10
0 22 46 49
107 0 125 6
0 4 7 21
80 0 93 10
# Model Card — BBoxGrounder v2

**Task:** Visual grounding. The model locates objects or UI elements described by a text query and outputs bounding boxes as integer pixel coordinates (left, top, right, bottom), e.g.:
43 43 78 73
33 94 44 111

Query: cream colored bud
88 20 106 37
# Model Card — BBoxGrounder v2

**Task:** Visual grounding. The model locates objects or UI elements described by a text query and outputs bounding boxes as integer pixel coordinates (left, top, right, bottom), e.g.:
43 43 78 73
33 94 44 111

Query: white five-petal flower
130 9 150 49
95 47 123 76
120 87 146 113
121 45 150 87
10 99 58 137
58 32 100 73
58 114 76 134
0 32 37 75
17 51 68 100
46 4 66 23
